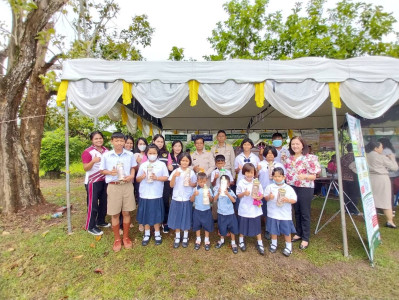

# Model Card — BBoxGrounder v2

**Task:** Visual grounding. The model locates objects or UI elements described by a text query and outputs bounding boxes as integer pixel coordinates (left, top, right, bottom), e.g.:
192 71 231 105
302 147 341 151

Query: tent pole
332 103 348 257
65 97 72 234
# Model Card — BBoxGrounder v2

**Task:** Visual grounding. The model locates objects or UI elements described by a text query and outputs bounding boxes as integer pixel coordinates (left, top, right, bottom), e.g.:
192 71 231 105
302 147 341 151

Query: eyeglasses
244 158 250 163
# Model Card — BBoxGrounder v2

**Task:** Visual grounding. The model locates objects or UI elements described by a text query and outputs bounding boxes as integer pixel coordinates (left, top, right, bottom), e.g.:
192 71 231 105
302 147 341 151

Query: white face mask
138 145 146 152
148 154 158 162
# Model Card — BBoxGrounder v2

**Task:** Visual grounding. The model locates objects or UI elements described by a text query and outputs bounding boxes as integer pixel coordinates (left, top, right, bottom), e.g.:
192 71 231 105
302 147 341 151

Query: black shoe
291 236 302 243
239 242 246 252
88 227 103 236
215 241 225 249
232 244 238 254
182 238 189 248
256 244 265 256
97 222 111 228
154 236 162 246
385 222 397 229
269 244 277 253
142 235 150 246
299 242 309 250
204 243 211 251
173 238 180 248
264 231 271 241
282 247 292 257
194 243 201 250
162 224 170 233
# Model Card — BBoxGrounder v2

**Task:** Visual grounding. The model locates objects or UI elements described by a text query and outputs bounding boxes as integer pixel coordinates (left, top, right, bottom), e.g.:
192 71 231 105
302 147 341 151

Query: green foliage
207 0 399 60
40 128 87 172
168 46 185 61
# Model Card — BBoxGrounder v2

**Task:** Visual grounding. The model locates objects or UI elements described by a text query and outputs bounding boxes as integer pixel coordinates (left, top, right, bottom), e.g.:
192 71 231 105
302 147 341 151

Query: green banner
226 134 247 139
165 134 187 142
259 132 288 139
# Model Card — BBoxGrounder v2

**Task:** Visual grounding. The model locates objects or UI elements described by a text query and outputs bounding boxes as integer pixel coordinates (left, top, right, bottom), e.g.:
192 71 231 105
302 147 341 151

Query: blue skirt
218 213 239 236
238 216 261 237
192 209 214 232
136 197 164 226
266 217 296 236
168 200 192 230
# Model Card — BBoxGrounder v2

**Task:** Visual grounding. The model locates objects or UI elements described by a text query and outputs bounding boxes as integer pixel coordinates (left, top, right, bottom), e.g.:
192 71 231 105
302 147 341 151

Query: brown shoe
113 239 122 252
123 237 132 249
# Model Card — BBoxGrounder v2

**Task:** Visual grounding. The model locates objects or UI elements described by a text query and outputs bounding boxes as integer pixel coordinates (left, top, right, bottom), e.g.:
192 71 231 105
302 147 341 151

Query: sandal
282 247 292 257
154 236 162 246
239 242 246 252
123 237 132 249
194 242 201 250
204 243 211 251
256 244 265 256
269 244 277 253
215 241 225 249
142 235 150 246
182 238 189 248
173 238 180 249
231 244 238 254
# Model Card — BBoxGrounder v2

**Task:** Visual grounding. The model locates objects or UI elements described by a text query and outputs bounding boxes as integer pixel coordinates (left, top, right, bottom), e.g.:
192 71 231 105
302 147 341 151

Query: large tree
0 0 66 213
207 0 399 60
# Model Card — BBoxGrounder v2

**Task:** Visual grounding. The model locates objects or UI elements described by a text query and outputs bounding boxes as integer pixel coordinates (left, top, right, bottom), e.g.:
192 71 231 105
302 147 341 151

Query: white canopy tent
58 56 399 259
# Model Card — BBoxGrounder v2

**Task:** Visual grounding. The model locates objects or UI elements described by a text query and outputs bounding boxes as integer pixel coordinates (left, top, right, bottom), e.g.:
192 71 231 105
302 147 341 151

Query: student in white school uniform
258 145 285 240
271 132 290 164
235 138 260 184
236 163 265 255
211 154 234 189
264 167 297 257
168 153 197 249
136 144 169 246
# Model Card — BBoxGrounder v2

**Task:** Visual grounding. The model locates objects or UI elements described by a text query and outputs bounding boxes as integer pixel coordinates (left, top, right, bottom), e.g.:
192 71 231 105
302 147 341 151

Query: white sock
239 236 244 244
145 230 150 236
154 231 160 237
231 240 236 245
286 242 292 251
271 239 277 247
196 237 201 243
183 231 189 239
204 237 210 243
143 230 150 241
220 237 225 243
257 240 263 246
176 232 181 239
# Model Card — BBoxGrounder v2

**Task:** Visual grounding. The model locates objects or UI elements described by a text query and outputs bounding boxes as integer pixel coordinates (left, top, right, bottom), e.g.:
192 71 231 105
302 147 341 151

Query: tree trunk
0 0 66 213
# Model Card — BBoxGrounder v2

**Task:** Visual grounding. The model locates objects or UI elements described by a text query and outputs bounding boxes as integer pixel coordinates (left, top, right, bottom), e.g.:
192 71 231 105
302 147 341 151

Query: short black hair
194 137 204 144
240 138 254 149
178 152 192 166
365 141 381 153
134 137 148 153
145 144 159 156
125 135 134 143
220 174 230 183
215 154 225 162
288 136 309 156
272 132 283 139
346 143 353 152
111 132 125 140
217 130 226 136
272 167 285 176
241 163 256 176
197 172 207 180
263 145 277 158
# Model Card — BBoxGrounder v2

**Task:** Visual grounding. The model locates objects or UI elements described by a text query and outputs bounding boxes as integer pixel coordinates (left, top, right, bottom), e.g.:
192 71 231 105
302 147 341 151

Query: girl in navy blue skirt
136 145 169 246
168 153 197 249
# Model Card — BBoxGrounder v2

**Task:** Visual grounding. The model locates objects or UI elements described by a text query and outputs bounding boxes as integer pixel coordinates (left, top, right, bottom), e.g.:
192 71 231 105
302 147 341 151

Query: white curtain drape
340 79 399 119
265 80 329 119
67 79 122 118
199 80 254 115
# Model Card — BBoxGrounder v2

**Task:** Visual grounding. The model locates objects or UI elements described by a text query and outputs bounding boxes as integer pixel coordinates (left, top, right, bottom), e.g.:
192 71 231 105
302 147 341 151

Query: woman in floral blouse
283 136 321 250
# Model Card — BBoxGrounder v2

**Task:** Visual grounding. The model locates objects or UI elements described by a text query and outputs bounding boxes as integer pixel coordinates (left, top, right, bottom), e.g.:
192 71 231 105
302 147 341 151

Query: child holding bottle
264 167 297 257
168 153 197 248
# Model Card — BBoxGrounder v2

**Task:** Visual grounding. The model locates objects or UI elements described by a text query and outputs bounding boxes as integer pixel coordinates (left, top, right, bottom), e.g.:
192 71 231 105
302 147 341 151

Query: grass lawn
1 177 398 299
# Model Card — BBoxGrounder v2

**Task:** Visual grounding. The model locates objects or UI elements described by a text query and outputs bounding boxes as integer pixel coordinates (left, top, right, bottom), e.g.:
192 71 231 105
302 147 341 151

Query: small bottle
203 184 210 205
220 176 227 196
321 166 327 178
219 168 226 177
251 178 260 198
276 188 286 207
51 212 63 218
116 162 124 181
147 163 154 183
183 169 190 187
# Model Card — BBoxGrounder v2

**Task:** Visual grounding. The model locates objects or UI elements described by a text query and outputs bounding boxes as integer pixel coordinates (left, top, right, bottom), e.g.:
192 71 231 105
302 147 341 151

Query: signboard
319 129 335 150
259 132 288 140
191 134 213 142
346 113 381 263
165 134 187 142
226 134 247 140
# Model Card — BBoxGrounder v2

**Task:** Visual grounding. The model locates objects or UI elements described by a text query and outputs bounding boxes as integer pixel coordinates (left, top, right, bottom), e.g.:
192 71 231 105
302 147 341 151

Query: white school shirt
168 168 197 201
258 160 285 190
137 160 169 199
236 178 263 218
211 168 233 189
234 152 260 183
100 149 137 183
264 183 297 221
275 147 290 164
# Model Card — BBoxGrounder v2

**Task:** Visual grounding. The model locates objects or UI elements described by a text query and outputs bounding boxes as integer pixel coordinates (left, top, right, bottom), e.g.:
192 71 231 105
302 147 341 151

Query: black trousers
85 181 107 230
292 186 314 242
163 181 172 224
343 180 360 214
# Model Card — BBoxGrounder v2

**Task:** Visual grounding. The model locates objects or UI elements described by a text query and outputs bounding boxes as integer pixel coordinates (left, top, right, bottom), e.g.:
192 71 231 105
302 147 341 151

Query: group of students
82 130 322 256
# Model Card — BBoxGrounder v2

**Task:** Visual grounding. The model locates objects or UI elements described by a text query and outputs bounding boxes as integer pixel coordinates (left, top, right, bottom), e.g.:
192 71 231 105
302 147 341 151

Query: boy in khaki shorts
100 132 137 252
